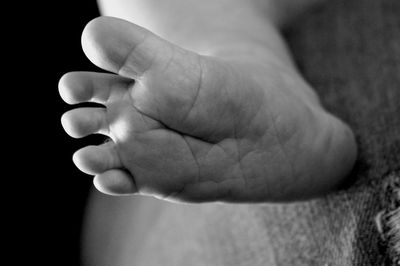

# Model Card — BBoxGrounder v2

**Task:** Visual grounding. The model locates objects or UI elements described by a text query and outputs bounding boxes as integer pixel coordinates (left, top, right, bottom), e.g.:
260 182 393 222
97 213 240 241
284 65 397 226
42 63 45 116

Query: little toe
58 72 133 105
73 142 122 175
94 169 137 195
61 107 109 138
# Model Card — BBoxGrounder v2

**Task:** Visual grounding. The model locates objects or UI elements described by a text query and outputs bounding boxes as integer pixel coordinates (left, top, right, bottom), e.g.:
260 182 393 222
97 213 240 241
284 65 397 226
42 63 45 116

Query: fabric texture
282 0 400 264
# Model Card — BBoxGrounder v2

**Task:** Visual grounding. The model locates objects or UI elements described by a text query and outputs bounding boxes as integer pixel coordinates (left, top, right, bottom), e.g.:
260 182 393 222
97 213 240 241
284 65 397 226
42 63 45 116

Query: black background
19 1 102 265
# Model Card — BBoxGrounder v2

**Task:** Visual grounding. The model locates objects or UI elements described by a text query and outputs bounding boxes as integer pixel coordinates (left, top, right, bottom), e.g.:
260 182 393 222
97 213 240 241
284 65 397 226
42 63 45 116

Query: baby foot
59 17 356 202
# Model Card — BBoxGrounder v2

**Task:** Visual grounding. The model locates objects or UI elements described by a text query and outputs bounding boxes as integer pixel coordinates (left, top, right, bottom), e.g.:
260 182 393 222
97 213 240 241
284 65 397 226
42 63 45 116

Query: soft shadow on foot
60 17 356 203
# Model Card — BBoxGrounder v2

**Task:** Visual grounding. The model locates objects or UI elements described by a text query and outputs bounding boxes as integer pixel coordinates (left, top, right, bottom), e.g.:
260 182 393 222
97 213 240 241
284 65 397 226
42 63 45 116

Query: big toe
82 16 168 79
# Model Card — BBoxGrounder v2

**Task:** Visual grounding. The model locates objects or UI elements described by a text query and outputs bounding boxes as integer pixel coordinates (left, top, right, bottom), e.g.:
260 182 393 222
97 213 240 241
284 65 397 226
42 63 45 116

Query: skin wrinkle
265 103 296 191
125 82 167 131
179 54 203 126
233 122 249 191
101 75 119 102
121 72 298 200
99 141 127 183
191 90 261 194
195 70 232 143
124 83 161 132
115 78 135 99
182 135 201 186
109 143 123 171
163 136 241 201
236 100 268 141
137 111 152 130
158 44 176 76
239 141 277 192
207 61 242 141
117 30 153 78
212 140 247 189
122 156 159 195
103 79 116 102
224 62 270 140
90 74 123 104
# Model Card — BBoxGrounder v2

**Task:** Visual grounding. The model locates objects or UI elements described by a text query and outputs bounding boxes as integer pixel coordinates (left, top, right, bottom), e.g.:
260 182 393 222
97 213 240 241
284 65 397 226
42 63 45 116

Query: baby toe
73 142 122 175
61 107 109 138
94 169 137 195
58 72 92 104
59 72 132 104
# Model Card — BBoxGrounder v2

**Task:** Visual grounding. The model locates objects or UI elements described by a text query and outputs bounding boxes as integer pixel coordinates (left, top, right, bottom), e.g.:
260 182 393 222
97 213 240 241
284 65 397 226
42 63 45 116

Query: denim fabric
280 0 400 263
84 0 399 265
